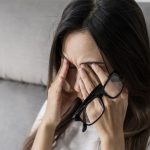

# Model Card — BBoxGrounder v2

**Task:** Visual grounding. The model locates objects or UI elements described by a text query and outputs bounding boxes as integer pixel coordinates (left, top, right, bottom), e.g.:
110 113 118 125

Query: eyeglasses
72 70 125 132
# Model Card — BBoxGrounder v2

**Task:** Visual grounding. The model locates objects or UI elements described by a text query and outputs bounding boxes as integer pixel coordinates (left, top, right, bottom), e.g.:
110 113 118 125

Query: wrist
41 118 57 131
42 114 59 128
101 132 125 150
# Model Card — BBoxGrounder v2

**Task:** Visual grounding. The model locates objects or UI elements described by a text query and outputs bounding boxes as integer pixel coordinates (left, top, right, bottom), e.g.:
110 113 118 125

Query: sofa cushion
0 79 47 150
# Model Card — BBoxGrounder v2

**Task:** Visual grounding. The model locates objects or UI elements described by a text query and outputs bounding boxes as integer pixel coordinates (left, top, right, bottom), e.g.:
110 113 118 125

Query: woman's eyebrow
62 53 105 66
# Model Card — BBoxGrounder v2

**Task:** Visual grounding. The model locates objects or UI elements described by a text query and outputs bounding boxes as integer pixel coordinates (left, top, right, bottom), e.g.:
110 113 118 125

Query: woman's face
62 30 112 100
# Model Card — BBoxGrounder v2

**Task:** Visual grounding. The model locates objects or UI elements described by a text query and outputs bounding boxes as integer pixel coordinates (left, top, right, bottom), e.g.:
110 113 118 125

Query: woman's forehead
62 31 104 66
62 30 100 56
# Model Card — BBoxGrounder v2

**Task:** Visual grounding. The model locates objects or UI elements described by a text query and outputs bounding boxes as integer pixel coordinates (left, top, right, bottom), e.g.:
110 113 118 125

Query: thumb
56 57 69 93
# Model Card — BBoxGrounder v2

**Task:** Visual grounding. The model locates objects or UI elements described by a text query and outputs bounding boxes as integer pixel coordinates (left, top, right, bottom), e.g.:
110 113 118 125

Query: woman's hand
32 57 78 150
78 63 128 142
42 57 74 128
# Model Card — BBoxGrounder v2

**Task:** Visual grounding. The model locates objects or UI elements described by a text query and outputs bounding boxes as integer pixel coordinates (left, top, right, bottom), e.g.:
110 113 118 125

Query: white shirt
30 100 150 150
53 121 150 150
52 121 101 150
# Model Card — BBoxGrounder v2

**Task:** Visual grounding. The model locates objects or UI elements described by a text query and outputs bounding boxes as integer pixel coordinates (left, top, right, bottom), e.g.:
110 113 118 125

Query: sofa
0 0 69 150
0 0 149 150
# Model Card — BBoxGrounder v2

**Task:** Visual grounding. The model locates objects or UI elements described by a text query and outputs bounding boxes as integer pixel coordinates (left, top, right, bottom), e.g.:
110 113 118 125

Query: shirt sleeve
29 99 48 135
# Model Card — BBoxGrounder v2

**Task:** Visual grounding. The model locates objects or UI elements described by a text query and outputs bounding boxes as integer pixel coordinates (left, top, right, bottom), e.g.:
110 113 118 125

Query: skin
62 29 112 100
32 30 128 150
31 57 69 150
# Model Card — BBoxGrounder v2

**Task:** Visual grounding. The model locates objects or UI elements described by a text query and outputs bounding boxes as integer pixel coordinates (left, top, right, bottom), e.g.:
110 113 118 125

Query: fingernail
91 63 96 67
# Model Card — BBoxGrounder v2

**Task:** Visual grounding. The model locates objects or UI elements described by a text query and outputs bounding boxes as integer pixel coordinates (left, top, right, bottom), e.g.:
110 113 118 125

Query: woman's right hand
42 57 71 128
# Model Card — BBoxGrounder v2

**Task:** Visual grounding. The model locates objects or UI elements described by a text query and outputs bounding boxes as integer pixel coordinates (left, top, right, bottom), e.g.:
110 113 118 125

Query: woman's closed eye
69 65 76 69
69 63 77 69
69 63 107 73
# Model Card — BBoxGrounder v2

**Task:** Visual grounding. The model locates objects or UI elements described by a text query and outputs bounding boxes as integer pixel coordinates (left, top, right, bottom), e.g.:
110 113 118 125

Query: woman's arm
100 131 125 150
31 58 72 150
31 120 56 150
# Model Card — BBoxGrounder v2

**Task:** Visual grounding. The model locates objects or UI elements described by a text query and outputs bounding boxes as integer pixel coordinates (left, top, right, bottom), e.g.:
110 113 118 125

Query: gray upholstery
0 0 69 150
0 1 149 150
138 2 150 40
0 0 69 86
0 79 47 150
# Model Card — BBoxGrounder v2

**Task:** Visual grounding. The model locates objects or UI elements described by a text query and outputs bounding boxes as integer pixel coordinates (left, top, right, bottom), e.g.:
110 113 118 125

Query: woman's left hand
78 63 128 141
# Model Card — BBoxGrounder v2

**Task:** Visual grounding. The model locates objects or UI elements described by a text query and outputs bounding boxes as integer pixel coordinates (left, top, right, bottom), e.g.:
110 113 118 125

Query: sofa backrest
0 0 70 86
0 0 149 86
138 2 150 40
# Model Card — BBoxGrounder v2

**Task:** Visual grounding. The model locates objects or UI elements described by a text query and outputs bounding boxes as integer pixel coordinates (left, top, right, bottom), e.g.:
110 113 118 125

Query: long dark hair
22 0 150 149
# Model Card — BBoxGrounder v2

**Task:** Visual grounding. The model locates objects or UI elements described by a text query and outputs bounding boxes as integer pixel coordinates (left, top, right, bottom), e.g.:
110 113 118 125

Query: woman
22 0 150 149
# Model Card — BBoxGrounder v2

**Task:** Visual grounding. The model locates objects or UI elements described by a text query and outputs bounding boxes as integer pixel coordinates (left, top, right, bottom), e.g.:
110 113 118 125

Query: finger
55 57 69 91
120 87 128 119
80 64 100 86
120 86 128 101
79 78 95 111
102 96 113 110
79 78 88 101
78 67 95 94
91 64 108 86
57 57 69 79
79 64 104 109
93 97 103 111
